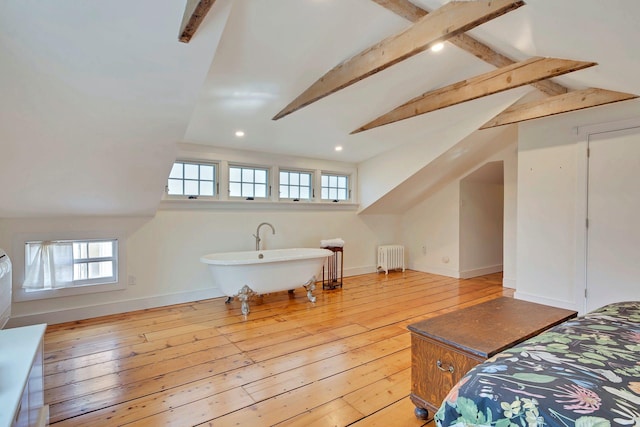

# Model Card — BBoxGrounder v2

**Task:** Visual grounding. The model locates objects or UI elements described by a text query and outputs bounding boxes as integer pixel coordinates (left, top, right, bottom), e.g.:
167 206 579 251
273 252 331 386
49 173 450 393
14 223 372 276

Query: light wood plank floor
44 270 511 426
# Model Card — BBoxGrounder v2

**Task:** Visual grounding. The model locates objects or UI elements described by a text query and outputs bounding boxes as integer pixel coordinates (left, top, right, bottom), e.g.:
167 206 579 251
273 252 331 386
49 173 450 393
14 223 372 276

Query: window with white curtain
23 239 118 291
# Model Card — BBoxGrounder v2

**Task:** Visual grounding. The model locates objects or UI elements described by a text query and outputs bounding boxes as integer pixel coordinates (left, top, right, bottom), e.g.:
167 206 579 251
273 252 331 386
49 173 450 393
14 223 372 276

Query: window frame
166 161 218 199
13 233 126 302
320 172 351 202
278 169 314 201
228 164 270 200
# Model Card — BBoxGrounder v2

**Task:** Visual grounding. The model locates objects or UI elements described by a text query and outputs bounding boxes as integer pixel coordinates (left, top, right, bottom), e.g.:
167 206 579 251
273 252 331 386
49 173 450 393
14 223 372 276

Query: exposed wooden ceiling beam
179 0 217 43
351 57 596 134
272 0 525 120
480 88 638 129
370 0 567 97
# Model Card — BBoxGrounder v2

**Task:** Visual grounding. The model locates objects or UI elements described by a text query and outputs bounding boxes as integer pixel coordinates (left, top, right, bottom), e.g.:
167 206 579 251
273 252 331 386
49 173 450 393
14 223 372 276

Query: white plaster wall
516 98 640 311
502 143 518 288
459 180 504 278
0 209 398 326
402 181 461 277
128 208 399 300
401 141 517 280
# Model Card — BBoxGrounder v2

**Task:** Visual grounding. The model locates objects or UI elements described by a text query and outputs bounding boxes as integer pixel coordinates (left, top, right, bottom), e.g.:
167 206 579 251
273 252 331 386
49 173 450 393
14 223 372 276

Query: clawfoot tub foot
235 285 257 315
303 276 317 303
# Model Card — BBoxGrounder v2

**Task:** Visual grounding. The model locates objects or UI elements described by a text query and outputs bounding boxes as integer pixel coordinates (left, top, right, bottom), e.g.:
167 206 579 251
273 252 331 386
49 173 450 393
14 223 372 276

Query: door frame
575 117 640 314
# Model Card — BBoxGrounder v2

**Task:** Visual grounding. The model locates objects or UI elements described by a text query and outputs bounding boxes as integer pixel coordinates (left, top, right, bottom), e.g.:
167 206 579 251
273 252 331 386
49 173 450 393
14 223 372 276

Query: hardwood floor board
45 334 233 389
361 286 504 330
244 323 368 363
347 397 429 427
242 334 410 402
342 367 411 414
45 326 224 375
205 348 411 426
46 342 243 405
48 351 256 423
279 281 462 328
247 324 406 369
44 271 508 426
57 386 255 427
44 334 148 364
274 398 364 427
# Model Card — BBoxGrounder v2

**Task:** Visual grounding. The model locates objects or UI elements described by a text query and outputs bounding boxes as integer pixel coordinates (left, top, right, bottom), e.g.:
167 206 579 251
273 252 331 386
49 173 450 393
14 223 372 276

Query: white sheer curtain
23 241 74 290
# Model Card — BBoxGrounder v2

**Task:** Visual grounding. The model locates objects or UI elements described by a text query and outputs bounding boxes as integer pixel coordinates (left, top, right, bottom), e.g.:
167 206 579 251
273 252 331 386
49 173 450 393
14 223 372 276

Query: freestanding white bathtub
200 248 333 315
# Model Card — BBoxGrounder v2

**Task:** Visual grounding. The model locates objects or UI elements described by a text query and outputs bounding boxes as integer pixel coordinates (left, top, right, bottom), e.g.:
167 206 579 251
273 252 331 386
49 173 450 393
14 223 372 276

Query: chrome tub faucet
253 222 275 251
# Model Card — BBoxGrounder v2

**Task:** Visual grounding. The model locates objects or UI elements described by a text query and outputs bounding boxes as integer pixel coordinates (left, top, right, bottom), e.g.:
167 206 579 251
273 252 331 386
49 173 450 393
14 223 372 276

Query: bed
435 301 640 427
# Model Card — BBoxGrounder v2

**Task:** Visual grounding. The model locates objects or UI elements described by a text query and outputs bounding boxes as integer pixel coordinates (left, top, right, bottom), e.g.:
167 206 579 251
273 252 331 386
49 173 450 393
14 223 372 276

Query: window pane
169 163 183 179
255 184 266 198
338 176 347 188
322 188 328 199
200 165 214 181
74 263 88 280
290 187 299 199
88 261 113 279
300 174 310 186
280 185 289 198
185 164 199 180
242 183 254 197
329 176 337 187
167 179 183 195
88 241 112 258
321 175 328 186
229 167 241 182
242 168 254 182
184 180 198 195
200 181 214 196
290 173 299 185
229 182 241 197
300 187 310 199
338 189 347 200
280 172 288 185
73 242 88 260
255 169 267 184
329 188 337 200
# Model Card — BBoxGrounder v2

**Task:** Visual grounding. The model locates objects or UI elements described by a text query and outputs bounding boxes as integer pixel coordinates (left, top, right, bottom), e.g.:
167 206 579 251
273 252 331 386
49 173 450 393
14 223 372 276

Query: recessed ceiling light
335 146 343 152
235 130 245 137
431 42 444 53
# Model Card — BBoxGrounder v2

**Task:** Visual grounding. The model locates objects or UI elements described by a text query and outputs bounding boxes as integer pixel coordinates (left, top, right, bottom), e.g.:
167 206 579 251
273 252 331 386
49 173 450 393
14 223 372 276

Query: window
23 239 118 290
279 170 312 200
229 165 269 198
321 173 349 201
167 161 216 197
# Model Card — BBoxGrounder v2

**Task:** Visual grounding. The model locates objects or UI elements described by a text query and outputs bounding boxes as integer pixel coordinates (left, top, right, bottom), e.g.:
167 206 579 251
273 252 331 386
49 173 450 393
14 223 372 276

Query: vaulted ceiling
184 0 639 163
1 0 639 217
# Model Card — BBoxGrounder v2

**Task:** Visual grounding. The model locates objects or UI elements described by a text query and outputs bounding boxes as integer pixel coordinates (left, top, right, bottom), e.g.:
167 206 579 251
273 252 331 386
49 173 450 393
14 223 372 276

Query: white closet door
586 126 640 312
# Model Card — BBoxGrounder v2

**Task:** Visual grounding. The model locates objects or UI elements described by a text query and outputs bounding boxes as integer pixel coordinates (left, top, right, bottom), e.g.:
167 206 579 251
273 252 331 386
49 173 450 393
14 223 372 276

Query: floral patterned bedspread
435 301 640 427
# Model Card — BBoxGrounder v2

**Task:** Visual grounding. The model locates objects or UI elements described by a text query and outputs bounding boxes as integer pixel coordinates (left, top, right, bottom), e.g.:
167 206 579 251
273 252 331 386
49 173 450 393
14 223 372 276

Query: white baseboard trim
409 262 460 278
502 277 516 288
7 287 226 327
513 290 580 313
344 265 377 277
459 264 503 279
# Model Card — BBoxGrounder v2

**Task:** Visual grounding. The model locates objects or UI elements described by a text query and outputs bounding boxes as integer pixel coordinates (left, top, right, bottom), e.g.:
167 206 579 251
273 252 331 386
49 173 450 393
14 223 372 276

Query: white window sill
158 199 359 211
13 281 125 302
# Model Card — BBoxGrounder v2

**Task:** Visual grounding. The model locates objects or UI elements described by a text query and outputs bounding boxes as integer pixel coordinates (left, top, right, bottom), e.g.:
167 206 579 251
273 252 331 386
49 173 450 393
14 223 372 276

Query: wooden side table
407 297 577 420
322 246 343 289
